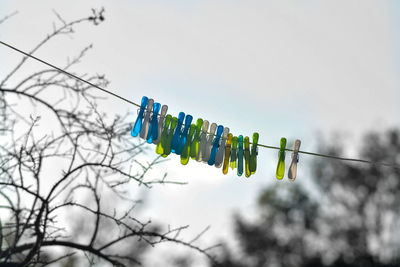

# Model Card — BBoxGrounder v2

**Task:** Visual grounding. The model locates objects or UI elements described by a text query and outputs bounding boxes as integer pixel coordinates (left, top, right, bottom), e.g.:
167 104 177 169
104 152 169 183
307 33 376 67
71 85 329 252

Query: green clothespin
237 135 244 176
244 136 251 178
230 136 238 170
276 137 287 179
156 115 172 155
162 116 178 158
181 124 196 165
190 118 203 159
249 132 259 174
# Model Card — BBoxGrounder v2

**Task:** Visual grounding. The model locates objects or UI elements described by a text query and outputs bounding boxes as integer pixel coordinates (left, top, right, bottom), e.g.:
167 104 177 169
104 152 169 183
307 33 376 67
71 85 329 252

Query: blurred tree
212 130 400 267
0 9 215 266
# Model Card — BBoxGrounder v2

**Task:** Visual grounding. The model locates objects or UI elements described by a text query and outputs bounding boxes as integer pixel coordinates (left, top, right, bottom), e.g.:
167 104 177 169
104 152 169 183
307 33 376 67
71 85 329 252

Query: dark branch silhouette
0 9 218 266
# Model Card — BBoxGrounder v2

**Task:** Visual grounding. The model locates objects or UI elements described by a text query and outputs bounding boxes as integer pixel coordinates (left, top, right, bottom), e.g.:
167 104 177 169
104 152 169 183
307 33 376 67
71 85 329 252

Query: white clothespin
196 120 210 162
202 123 217 163
288 139 301 181
139 98 154 139
153 104 168 144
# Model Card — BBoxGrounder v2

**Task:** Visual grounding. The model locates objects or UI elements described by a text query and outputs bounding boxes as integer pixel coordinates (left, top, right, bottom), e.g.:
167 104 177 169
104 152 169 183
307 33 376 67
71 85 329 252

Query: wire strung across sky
0 40 399 169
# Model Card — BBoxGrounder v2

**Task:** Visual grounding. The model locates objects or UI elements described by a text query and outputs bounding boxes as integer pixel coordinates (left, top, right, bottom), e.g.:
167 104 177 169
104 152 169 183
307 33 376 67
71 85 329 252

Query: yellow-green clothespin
190 118 203 159
244 136 251 178
161 116 178 158
156 115 172 155
276 137 287 179
222 133 233 175
230 136 238 170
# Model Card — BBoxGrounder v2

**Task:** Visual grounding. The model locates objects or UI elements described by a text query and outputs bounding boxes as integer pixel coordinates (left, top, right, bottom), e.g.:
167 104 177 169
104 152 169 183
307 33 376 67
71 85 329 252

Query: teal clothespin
171 112 185 153
139 98 154 139
131 96 148 137
215 127 230 168
181 124 196 165
276 137 287 179
249 132 259 174
190 118 203 159
208 125 224 165
176 115 193 155
146 102 161 143
237 135 244 176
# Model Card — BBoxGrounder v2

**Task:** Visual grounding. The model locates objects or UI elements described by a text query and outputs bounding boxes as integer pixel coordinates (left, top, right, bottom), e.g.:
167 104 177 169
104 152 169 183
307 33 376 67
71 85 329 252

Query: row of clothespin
131 96 301 180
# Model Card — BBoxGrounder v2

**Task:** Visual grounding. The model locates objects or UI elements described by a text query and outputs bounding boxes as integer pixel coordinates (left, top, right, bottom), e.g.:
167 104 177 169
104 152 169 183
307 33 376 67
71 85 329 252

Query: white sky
1 1 400 266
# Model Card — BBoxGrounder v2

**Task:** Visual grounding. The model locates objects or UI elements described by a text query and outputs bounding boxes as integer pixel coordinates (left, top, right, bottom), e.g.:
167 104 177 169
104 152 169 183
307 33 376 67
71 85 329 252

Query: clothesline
0 40 398 169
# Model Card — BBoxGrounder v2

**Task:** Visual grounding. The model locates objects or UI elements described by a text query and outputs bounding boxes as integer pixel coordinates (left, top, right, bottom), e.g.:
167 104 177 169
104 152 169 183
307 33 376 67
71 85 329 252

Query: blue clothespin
171 112 185 153
176 114 193 155
146 102 161 143
207 125 223 165
215 127 230 168
131 96 148 137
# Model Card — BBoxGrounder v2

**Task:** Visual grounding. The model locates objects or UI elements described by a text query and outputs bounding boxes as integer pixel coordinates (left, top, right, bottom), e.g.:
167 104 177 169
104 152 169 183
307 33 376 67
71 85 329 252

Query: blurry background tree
0 9 216 266
212 129 400 267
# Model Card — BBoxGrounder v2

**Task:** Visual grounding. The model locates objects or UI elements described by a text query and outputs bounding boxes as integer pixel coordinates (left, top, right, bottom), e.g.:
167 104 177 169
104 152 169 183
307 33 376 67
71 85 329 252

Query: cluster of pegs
131 96 259 177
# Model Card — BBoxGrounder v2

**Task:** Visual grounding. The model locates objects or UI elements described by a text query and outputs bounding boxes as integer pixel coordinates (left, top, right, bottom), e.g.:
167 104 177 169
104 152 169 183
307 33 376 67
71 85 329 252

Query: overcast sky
1 1 400 266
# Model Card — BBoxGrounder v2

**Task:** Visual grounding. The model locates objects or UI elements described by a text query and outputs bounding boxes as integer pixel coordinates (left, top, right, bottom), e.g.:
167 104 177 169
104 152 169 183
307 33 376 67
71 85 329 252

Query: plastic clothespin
153 105 168 144
131 96 148 137
190 118 203 159
171 112 185 153
202 123 217 163
162 116 178 157
139 98 154 139
244 136 251 177
208 125 224 166
176 115 193 155
249 132 259 174
276 137 287 180
237 135 244 176
180 124 196 165
230 136 238 170
223 134 233 175
288 139 301 181
156 115 172 155
215 127 230 168
196 120 209 162
146 102 161 143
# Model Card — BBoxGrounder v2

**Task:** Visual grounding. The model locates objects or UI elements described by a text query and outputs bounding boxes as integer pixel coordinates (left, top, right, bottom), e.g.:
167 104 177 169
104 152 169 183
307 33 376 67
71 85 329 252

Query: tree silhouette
212 130 400 267
0 10 216 266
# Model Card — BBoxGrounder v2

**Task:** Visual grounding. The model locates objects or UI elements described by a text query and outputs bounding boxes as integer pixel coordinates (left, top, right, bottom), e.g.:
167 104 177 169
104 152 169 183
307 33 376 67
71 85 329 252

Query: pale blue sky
1 1 400 266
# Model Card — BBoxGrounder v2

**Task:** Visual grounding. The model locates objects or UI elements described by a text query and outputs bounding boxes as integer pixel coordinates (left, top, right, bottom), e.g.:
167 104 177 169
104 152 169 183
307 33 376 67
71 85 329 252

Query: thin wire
1 40 399 169
0 40 140 108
